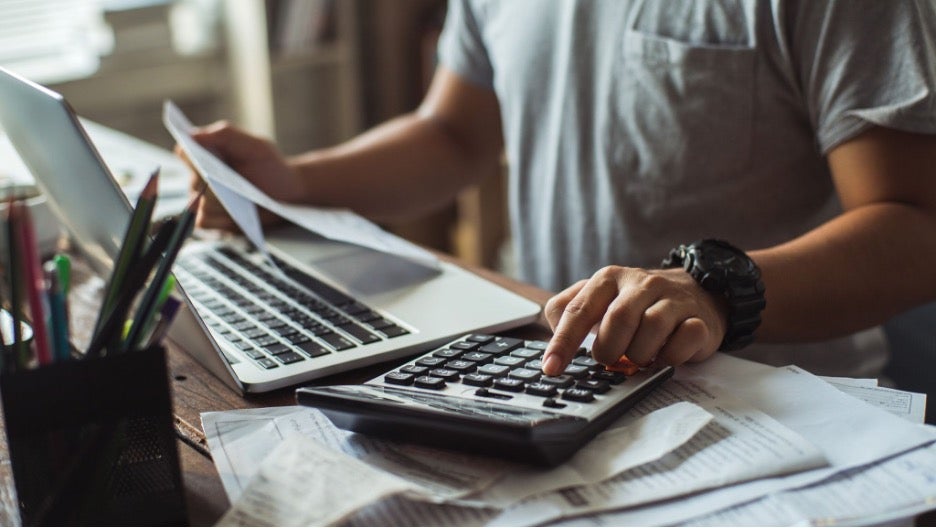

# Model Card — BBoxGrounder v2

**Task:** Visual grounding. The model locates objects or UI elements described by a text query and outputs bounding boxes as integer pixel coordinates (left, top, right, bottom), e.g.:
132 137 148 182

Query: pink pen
13 202 52 366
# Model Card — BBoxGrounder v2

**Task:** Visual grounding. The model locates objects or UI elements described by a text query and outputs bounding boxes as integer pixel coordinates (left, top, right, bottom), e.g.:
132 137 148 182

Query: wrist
662 239 766 351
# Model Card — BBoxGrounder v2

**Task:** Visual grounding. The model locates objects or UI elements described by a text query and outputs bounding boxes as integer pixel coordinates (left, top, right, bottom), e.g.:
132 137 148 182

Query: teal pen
44 262 70 362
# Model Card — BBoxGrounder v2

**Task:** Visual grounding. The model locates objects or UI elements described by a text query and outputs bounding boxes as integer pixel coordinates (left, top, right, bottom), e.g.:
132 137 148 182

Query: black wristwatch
662 239 766 351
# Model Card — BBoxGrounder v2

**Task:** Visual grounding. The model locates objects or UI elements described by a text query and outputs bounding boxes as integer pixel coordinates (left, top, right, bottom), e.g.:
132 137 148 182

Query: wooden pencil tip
141 167 161 199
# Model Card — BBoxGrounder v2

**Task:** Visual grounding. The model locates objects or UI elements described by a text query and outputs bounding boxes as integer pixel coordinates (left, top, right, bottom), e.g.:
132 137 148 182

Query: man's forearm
752 202 936 342
287 113 495 222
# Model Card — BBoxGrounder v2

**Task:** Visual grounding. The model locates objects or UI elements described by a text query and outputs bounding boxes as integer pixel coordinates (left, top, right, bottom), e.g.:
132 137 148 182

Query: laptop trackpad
309 248 440 296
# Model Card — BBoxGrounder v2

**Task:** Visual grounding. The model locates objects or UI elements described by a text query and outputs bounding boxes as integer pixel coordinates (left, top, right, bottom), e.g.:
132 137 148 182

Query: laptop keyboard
173 246 410 370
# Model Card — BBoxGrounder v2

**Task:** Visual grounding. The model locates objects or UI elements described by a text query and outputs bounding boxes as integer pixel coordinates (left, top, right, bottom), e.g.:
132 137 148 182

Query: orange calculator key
606 356 641 375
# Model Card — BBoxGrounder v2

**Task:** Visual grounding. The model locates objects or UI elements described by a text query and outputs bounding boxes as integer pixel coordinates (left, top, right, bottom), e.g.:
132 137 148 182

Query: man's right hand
176 121 299 230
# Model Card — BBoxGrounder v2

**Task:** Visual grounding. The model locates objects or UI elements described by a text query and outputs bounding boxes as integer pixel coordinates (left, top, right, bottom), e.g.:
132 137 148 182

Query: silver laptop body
0 67 541 393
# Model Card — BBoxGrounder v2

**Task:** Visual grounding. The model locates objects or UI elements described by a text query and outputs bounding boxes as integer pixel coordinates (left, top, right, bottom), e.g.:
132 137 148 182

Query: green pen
52 254 70 297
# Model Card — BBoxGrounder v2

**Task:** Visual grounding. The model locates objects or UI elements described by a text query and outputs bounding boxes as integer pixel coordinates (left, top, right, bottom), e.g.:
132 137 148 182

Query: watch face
700 244 753 275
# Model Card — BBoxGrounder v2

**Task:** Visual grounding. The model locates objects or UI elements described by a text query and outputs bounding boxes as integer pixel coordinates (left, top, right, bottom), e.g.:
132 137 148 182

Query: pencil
122 187 202 353
85 216 178 358
92 168 159 337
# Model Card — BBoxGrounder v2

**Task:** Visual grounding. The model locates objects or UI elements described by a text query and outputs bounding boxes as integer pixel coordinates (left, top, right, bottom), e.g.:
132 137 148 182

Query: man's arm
541 126 936 375
754 126 936 339
189 67 503 227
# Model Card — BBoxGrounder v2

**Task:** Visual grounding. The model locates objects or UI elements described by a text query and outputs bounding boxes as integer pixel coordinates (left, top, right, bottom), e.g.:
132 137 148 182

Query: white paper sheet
680 440 936 526
217 436 418 526
202 401 711 508
476 401 713 507
162 101 440 270
549 355 936 527
828 383 927 424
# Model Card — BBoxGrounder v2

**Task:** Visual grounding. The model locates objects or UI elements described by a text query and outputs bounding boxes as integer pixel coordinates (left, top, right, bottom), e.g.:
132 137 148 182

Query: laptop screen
0 67 133 274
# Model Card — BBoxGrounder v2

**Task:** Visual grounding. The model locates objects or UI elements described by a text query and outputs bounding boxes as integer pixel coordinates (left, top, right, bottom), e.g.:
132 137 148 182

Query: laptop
0 67 541 393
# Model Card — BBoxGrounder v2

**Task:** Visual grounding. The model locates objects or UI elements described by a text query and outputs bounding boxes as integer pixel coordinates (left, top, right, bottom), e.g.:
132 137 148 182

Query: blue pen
44 262 70 362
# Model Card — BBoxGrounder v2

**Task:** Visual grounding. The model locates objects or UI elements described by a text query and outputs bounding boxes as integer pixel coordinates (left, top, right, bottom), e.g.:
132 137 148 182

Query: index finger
541 280 618 376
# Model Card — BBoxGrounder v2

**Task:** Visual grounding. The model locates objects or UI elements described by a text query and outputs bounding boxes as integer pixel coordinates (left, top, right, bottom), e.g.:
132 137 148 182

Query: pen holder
0 346 187 526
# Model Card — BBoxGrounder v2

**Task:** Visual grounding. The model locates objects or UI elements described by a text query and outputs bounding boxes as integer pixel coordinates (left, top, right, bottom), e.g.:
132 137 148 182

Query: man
187 1 936 379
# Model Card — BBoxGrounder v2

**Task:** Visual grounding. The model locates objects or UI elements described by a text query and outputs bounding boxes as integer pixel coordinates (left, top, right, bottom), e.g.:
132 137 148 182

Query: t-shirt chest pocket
614 29 756 189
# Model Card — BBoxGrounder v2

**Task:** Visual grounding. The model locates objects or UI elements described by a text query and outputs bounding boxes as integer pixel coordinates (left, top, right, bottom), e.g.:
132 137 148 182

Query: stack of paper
202 353 936 526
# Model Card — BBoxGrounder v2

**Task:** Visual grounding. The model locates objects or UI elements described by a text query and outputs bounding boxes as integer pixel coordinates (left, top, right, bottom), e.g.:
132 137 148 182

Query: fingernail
542 354 561 375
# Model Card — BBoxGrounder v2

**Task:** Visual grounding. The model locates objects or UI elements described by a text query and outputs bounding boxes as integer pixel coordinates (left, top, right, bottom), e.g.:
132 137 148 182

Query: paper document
681 440 936 526
489 370 828 526
217 436 418 526
163 101 439 270
551 355 936 527
477 401 713 507
202 402 710 508
827 382 927 423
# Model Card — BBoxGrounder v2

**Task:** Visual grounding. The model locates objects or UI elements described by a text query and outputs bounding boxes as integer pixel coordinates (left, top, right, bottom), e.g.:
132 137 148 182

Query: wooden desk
66 254 552 525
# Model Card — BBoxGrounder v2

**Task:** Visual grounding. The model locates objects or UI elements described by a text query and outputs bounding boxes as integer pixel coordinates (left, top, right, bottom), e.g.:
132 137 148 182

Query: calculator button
384 372 415 385
429 368 460 381
576 379 611 394
563 365 590 378
525 359 544 371
467 334 496 344
445 360 477 373
526 383 558 398
572 356 600 369
473 387 513 400
493 378 525 392
479 338 523 355
540 375 575 388
414 376 446 390
542 397 566 409
462 352 493 363
562 388 595 403
433 348 462 359
416 356 447 368
508 368 541 383
400 365 429 376
477 364 510 377
510 348 542 360
594 370 627 384
493 356 525 368
450 341 479 351
462 373 494 387
525 340 549 351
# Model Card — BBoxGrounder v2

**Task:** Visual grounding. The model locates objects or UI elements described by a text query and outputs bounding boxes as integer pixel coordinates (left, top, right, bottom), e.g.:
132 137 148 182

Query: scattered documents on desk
202 401 712 509
541 357 935 527
202 352 935 526
162 101 440 270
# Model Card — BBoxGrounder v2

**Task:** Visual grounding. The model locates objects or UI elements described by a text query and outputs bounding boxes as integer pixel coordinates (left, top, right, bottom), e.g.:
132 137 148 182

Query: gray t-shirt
437 0 936 377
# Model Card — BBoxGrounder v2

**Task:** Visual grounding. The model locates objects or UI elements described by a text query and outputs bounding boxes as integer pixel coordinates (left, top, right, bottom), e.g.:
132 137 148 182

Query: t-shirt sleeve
789 0 936 153
436 0 495 88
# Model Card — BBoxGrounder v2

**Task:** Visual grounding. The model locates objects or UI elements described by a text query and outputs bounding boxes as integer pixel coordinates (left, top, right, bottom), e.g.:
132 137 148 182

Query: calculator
296 334 674 466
